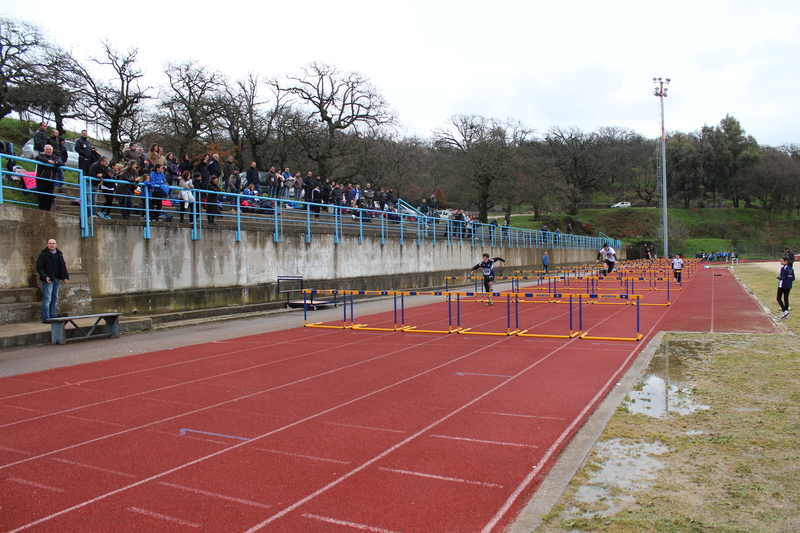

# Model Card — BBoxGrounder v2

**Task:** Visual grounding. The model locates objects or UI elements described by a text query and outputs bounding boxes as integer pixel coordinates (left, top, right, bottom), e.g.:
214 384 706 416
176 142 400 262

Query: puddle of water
624 338 710 418
569 439 668 517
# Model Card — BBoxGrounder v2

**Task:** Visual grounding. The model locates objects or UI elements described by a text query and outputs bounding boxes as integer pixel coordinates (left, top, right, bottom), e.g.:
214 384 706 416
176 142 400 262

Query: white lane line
127 507 201 528
7 477 64 492
430 434 537 449
0 446 32 455
473 410 566 421
61 414 127 428
49 458 137 478
379 467 504 489
302 513 403 533
323 421 407 434
254 448 350 465
159 482 271 509
0 404 44 414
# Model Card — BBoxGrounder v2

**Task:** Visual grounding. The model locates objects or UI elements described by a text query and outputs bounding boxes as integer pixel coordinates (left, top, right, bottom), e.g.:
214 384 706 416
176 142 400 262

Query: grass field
535 263 799 533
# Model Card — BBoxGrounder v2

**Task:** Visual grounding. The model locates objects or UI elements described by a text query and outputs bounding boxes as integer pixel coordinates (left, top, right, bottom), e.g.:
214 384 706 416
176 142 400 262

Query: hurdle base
517 330 582 339
580 332 643 342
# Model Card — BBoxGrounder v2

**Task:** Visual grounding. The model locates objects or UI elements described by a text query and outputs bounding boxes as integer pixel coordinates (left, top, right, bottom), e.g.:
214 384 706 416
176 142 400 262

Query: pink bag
22 172 37 191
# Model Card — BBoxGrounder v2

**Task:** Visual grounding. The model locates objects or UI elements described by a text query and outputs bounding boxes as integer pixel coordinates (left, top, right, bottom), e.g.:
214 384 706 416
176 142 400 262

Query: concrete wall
1 204 623 320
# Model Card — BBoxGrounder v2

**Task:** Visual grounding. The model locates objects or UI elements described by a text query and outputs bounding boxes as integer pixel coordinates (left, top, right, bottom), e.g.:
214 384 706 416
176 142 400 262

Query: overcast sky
3 0 799 146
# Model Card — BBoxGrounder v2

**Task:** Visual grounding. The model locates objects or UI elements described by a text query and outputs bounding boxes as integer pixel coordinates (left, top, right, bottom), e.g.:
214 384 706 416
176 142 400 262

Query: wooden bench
48 313 122 345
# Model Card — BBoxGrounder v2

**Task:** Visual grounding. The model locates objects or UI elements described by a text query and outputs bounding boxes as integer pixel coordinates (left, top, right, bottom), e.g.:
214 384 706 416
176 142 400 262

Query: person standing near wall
542 251 549 275
36 238 69 323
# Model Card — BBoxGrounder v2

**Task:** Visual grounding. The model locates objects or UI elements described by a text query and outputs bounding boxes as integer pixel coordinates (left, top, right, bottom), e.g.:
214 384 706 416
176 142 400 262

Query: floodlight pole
653 77 670 259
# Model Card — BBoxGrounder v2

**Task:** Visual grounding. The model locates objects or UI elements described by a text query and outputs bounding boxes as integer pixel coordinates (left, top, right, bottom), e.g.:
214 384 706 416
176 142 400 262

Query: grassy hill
510 207 799 259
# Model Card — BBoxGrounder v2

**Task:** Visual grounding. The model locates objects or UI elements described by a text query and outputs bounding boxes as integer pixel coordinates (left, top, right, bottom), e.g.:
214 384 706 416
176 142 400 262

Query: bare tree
217 74 294 170
159 60 225 156
74 40 151 161
542 126 610 215
434 115 530 222
0 17 44 122
9 44 87 134
274 62 395 178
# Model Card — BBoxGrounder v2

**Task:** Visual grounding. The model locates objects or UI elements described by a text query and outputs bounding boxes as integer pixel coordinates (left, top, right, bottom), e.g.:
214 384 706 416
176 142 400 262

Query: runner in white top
595 243 617 276
672 254 684 283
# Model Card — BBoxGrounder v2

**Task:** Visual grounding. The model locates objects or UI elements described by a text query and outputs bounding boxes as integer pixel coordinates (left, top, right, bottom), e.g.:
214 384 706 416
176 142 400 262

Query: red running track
0 267 777 532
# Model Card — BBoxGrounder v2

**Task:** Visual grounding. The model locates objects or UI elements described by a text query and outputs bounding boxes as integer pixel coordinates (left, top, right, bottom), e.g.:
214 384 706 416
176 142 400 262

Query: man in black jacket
36 238 69 322
33 122 48 152
245 162 261 195
74 130 93 174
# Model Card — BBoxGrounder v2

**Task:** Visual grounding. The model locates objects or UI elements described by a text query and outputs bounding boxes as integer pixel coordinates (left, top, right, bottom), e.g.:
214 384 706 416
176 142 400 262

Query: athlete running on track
471 253 506 305
595 243 617 277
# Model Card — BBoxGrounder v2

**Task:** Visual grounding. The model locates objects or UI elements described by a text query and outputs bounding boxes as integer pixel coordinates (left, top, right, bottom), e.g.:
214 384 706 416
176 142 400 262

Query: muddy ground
534 263 799 533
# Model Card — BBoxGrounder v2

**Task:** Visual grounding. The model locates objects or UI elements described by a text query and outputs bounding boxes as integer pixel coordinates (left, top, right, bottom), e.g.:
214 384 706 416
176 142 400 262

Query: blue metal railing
0 153 621 251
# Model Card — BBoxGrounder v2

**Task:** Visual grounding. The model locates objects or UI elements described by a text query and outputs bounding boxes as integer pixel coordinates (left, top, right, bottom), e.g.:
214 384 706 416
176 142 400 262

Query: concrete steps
0 288 41 324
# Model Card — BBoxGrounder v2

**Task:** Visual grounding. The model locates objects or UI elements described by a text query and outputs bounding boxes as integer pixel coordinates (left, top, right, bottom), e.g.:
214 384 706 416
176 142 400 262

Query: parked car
22 138 80 168
611 201 631 208
438 209 454 219
238 171 269 187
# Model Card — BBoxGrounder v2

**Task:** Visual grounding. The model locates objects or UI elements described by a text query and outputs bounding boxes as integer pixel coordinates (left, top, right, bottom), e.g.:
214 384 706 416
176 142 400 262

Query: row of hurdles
301 289 645 342
447 258 701 303
300 259 699 342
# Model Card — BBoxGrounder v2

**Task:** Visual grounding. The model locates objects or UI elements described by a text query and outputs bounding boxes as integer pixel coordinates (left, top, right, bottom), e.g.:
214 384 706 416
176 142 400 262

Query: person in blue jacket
542 251 549 275
776 256 794 319
147 164 168 221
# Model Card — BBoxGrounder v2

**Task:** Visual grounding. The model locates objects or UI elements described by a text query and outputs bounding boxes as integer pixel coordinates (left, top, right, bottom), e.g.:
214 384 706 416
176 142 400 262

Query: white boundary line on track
301 513 403 533
159 481 272 509
127 507 201 528
49 457 137 478
379 467 505 489
429 434 538 449
7 477 64 493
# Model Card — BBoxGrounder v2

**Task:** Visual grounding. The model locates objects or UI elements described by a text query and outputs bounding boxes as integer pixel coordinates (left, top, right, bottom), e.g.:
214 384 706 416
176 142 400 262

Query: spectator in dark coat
34 145 61 211
74 130 93 174
36 238 69 322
